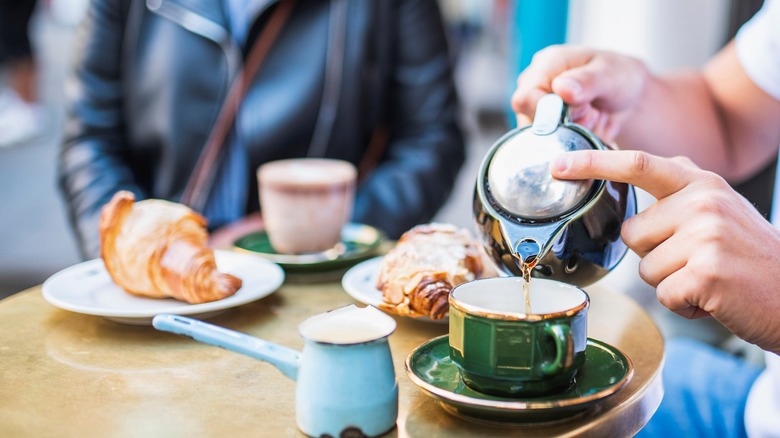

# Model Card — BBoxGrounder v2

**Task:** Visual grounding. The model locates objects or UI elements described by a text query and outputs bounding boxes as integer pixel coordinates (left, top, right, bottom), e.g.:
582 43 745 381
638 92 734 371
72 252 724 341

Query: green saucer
233 223 384 273
405 335 633 425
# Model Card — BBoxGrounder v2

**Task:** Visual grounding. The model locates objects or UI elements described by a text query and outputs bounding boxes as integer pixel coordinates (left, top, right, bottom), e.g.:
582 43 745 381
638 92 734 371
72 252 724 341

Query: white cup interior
451 277 588 316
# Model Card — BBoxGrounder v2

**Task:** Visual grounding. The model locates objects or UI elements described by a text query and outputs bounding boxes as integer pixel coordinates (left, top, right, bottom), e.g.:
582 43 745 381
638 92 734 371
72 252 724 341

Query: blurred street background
0 0 765 351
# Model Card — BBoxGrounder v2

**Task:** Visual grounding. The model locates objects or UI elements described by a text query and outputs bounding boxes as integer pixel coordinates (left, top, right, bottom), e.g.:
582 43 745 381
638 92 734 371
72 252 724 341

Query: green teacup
449 277 589 397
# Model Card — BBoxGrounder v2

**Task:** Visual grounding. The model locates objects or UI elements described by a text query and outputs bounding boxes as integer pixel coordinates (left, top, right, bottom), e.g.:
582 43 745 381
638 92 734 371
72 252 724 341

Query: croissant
99 191 242 304
376 223 485 319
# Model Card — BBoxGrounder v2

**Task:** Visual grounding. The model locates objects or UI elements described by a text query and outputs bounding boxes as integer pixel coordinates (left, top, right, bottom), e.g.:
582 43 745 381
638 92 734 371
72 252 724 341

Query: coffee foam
259 159 356 188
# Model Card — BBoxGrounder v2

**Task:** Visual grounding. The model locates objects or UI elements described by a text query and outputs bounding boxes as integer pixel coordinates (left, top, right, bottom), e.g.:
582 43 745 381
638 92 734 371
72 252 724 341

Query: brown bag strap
180 0 297 211
357 124 388 182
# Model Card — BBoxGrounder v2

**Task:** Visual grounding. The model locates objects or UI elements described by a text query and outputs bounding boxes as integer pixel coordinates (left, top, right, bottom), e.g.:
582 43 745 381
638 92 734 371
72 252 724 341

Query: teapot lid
487 94 597 220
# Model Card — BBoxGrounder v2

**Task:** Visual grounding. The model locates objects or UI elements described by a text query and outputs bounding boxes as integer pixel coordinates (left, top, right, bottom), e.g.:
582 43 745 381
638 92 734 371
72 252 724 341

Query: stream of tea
518 257 537 314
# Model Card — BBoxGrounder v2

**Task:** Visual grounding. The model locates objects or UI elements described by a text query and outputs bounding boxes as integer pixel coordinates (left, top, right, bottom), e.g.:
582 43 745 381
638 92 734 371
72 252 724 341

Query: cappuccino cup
258 158 356 254
449 277 589 397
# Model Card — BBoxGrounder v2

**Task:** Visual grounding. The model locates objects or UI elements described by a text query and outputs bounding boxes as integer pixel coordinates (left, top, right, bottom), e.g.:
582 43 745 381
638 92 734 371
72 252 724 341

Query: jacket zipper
307 0 348 158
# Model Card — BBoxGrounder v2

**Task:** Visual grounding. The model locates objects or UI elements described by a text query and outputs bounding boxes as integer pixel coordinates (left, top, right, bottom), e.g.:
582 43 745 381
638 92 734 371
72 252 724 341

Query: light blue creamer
153 305 398 437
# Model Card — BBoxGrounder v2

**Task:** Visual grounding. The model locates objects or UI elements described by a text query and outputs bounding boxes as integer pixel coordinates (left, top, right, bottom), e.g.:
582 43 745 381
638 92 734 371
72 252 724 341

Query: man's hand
553 149 780 354
512 46 648 143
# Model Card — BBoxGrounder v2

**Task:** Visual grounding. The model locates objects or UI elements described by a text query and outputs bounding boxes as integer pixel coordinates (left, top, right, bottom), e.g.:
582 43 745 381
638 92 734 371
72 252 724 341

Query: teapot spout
153 314 301 381
498 220 566 269
515 239 541 265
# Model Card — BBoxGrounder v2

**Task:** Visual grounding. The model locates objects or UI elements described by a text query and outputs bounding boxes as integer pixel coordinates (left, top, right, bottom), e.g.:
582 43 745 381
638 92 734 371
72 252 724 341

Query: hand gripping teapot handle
153 314 302 381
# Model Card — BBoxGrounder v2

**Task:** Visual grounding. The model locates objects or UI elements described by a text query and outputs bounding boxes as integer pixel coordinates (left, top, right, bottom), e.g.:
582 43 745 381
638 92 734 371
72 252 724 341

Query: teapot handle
532 94 568 135
153 314 302 381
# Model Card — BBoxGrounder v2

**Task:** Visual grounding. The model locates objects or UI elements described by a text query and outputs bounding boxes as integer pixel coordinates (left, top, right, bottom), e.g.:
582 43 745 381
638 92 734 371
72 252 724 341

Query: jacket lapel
146 0 230 46
150 0 228 29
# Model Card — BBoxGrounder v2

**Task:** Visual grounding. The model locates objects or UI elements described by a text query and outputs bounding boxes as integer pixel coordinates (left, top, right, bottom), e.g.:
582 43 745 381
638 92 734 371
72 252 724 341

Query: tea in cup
258 158 357 254
448 277 589 396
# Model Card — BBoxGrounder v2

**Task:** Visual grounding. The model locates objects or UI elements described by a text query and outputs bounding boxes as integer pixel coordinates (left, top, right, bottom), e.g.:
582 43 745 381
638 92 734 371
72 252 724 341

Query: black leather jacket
58 0 465 258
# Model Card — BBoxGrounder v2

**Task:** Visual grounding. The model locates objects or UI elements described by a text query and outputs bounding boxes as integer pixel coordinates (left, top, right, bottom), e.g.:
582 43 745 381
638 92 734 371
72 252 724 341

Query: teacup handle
541 323 572 376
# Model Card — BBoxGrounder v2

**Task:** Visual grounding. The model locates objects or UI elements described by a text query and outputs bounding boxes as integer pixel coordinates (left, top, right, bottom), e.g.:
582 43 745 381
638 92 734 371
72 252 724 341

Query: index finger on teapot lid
550 149 696 199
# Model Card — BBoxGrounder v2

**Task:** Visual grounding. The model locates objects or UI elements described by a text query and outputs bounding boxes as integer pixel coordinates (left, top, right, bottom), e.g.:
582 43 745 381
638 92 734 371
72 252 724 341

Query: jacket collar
146 0 279 42
146 0 228 30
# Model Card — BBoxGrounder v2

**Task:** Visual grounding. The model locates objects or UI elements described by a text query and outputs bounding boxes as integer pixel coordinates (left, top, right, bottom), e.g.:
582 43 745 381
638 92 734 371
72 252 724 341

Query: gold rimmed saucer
404 335 633 424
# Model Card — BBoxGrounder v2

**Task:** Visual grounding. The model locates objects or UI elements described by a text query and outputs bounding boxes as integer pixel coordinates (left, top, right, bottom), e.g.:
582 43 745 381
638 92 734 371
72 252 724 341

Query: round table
0 277 663 437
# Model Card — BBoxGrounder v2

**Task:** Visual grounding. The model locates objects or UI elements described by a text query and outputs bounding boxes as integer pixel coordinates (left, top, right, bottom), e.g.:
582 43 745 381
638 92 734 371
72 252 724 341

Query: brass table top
0 276 663 437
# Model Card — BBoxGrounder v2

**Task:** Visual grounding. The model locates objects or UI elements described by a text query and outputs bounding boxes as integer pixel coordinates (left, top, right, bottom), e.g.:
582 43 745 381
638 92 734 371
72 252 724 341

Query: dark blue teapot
474 94 637 286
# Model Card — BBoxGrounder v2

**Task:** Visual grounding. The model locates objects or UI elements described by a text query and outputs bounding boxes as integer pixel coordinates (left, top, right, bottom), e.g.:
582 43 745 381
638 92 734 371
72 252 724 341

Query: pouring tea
474 93 637 287
153 305 398 438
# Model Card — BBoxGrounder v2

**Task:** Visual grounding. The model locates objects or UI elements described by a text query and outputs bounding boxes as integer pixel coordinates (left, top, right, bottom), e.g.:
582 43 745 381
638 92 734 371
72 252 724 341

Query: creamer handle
153 314 301 381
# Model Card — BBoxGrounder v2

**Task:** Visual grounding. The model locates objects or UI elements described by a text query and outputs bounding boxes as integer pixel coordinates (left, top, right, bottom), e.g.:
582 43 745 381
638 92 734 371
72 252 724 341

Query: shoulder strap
181 0 297 211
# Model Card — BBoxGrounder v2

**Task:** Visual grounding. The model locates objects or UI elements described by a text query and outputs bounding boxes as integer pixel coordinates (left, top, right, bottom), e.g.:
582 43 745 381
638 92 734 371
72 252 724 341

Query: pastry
99 191 242 304
376 223 485 319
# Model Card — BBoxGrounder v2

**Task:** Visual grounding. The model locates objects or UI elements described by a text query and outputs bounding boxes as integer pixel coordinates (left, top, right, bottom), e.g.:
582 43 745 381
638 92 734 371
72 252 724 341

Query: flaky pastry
99 191 242 304
376 223 485 319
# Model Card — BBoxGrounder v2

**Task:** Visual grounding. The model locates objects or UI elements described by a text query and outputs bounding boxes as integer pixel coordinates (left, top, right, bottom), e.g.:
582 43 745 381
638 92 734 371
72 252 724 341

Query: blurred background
0 0 767 338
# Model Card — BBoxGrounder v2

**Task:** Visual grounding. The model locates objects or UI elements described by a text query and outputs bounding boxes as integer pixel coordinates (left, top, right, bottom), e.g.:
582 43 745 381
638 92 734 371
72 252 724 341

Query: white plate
341 256 447 323
42 250 285 325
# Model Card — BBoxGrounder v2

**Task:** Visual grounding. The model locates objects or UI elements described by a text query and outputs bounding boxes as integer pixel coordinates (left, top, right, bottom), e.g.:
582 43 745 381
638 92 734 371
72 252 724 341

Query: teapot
153 306 398 437
474 94 636 286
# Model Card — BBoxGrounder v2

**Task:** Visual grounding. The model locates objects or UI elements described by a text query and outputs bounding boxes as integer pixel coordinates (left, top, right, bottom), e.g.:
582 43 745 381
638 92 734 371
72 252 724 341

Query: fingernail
551 155 570 174
556 77 582 99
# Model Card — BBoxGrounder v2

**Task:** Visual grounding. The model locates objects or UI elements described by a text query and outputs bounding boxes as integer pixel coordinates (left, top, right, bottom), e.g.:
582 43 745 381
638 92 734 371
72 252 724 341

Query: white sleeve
745 353 780 438
735 0 780 101
737 5 780 436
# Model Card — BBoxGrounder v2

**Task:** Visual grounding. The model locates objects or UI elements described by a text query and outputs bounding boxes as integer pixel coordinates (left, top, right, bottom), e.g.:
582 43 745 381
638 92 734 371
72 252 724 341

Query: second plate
341 256 448 323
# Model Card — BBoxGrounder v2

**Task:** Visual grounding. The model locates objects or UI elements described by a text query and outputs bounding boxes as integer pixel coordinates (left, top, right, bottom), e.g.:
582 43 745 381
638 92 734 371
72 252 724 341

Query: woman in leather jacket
58 0 465 258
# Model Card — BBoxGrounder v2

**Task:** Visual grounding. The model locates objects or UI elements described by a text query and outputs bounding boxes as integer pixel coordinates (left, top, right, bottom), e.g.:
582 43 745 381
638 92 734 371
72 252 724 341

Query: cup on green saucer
449 277 589 397
404 335 633 424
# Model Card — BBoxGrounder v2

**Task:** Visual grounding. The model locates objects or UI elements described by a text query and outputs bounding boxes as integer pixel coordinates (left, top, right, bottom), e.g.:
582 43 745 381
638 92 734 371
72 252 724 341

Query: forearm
617 70 736 177
619 44 780 182
58 0 141 259
353 127 463 239
58 138 144 259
